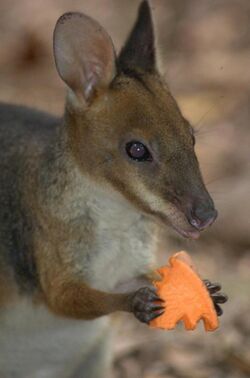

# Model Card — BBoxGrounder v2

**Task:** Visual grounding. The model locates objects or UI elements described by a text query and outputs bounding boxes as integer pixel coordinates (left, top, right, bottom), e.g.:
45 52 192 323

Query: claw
138 287 163 302
149 292 164 302
148 309 165 322
138 309 165 324
212 293 228 304
150 304 165 312
148 287 164 301
136 309 164 324
207 283 222 294
214 303 223 316
203 279 211 287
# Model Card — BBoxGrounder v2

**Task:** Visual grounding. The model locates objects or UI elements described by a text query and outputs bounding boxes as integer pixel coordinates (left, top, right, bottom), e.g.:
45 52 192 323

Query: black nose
189 203 218 231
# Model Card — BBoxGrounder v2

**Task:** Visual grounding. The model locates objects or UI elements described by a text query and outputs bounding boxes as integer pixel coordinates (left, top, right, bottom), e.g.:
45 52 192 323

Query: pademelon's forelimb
44 275 164 323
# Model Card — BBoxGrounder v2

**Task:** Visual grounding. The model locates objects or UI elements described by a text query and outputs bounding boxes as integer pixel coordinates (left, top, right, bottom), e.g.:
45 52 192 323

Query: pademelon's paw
129 287 164 324
203 279 228 316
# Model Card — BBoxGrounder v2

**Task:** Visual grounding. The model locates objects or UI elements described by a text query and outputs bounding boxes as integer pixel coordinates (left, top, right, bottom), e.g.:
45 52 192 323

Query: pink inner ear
84 63 101 99
53 12 116 102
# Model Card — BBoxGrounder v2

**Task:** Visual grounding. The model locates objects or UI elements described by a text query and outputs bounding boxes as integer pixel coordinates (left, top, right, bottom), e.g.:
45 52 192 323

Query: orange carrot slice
150 251 219 331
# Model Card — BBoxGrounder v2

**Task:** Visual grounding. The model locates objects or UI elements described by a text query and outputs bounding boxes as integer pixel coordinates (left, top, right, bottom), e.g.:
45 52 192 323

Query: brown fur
0 2 218 377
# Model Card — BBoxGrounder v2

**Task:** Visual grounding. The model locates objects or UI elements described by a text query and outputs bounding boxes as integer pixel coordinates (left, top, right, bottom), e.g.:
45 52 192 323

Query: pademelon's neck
36 126 152 234
33 121 157 291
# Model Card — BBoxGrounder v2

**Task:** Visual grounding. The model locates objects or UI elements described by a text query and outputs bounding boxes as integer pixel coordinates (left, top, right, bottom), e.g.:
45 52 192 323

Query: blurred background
0 0 249 377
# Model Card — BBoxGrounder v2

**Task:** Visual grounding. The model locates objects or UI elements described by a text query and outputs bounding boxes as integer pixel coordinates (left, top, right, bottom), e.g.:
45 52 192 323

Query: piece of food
150 251 219 331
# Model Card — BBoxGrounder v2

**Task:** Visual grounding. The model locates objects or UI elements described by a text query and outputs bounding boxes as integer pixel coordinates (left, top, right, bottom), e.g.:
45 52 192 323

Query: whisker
210 197 225 202
194 106 216 131
207 189 225 194
205 176 224 185
193 95 225 134
195 125 219 138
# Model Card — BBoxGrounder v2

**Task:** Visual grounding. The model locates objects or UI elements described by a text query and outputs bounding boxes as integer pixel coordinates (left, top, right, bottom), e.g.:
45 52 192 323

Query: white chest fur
44 168 158 292
85 190 156 291
0 298 110 378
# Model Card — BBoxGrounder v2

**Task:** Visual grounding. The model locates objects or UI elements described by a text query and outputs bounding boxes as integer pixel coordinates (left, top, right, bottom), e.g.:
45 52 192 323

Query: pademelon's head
53 1 217 239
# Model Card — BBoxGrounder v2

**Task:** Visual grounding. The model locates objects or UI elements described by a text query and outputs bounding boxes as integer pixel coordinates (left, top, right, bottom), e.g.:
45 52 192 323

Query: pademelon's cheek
128 181 195 230
132 182 167 211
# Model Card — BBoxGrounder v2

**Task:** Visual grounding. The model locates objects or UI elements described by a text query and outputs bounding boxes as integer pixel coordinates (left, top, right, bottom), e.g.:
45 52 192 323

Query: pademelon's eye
125 141 153 162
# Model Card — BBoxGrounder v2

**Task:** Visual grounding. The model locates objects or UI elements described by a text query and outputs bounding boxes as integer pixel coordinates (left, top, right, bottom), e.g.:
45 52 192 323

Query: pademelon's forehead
90 71 191 151
109 72 190 138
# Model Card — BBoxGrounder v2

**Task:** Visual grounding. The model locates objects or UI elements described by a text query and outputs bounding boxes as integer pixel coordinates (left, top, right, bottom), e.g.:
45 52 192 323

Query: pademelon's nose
189 203 218 231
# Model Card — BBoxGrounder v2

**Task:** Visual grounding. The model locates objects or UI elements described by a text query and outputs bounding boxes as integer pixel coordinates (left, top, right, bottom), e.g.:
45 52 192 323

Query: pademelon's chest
0 298 110 378
85 211 156 291
59 182 158 291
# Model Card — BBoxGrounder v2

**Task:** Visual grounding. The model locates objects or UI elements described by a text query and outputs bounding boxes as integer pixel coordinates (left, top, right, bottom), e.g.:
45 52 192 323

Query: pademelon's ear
53 12 116 103
118 0 155 73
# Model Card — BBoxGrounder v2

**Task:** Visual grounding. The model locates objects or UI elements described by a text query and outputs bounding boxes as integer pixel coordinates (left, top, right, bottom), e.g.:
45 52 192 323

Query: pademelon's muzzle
164 190 218 239
186 199 218 231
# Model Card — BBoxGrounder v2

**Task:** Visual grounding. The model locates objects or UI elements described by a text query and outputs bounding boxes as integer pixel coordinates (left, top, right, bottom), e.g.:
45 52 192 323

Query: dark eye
125 141 152 162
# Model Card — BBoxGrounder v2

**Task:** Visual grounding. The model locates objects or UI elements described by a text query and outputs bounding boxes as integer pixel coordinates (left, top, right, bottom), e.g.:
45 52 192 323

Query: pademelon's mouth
155 206 200 240
170 223 200 240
